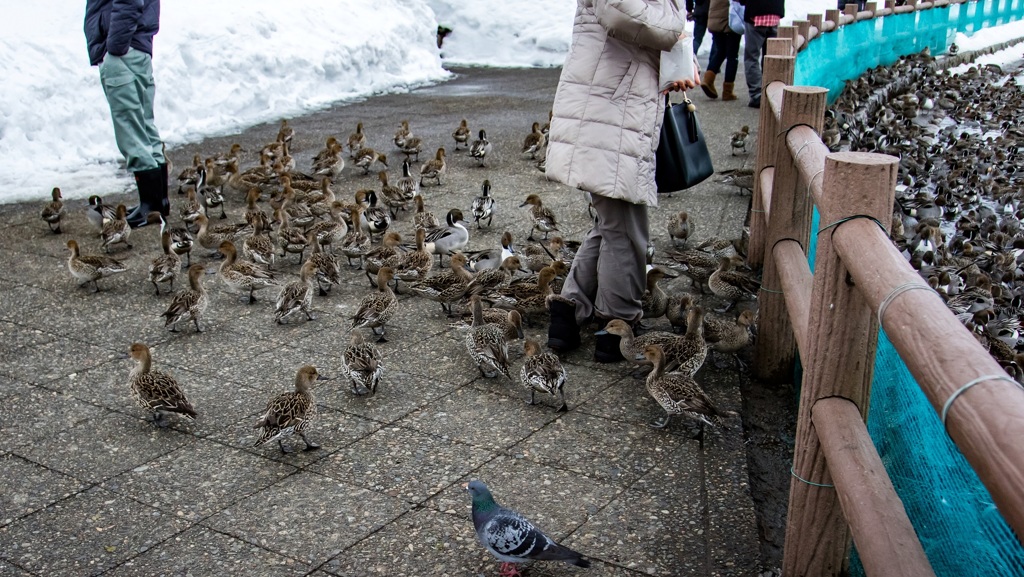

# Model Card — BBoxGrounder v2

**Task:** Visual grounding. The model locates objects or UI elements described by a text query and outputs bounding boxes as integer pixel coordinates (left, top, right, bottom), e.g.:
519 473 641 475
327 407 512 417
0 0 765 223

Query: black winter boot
547 297 581 352
593 318 626 363
126 166 169 228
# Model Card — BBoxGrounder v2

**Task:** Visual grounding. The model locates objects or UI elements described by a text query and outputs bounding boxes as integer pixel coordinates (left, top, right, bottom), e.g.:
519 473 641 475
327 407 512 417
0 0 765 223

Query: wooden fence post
826 8 842 26
747 43 795 269
753 87 828 383
782 152 899 576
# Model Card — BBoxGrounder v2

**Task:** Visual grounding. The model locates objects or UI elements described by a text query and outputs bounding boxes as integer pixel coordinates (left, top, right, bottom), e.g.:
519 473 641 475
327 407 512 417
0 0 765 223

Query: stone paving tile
0 279 59 325
0 321 55 352
0 336 120 386
566 448 706 577
310 425 494 503
399 385 561 451
426 454 624 537
101 438 296 522
383 328 484 386
0 386 108 451
0 560 32 576
511 411 691 485
0 248 65 287
0 485 192 576
575 373 700 434
212 406 381 465
196 344 336 395
0 453 87 528
11 410 195 484
319 507 489 577
468 357 624 413
103 525 312 576
204 471 409 568
316 370 460 424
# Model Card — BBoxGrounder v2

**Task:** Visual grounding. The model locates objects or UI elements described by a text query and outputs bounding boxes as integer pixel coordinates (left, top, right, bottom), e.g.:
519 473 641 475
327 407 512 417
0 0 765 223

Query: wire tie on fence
941 374 1023 430
759 286 784 294
750 208 766 214
805 168 825 199
791 466 834 488
793 140 812 159
817 214 887 236
877 282 938 328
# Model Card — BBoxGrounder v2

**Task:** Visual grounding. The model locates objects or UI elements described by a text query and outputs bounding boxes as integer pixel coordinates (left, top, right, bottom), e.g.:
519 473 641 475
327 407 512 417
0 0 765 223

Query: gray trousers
561 193 649 326
743 23 778 101
99 48 165 173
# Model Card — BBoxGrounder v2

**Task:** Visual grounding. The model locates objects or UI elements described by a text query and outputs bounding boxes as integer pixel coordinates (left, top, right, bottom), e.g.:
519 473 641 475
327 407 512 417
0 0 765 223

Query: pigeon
466 479 591 577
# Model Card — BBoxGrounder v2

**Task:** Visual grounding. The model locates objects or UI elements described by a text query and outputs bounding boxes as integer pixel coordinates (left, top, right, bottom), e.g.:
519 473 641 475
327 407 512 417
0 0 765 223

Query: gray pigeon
466 480 591 576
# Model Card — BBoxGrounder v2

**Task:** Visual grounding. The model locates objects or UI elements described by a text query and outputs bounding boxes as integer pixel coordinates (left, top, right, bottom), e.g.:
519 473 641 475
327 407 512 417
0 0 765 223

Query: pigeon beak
461 482 470 490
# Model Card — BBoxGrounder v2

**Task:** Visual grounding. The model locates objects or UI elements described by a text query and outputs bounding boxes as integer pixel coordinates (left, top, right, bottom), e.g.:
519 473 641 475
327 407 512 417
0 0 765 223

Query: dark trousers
706 30 741 82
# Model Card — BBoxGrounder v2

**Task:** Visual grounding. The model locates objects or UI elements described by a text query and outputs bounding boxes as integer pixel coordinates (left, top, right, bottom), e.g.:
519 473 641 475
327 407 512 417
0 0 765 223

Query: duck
378 170 413 217
545 236 578 264
469 130 492 167
518 238 556 273
66 239 127 292
396 160 419 201
599 318 688 376
419 147 447 186
195 166 227 220
520 337 568 411
393 119 412 149
408 252 473 316
666 293 695 334
305 233 342 296
667 211 691 247
148 221 182 295
100 204 132 253
312 138 343 174
709 256 760 312
400 135 424 162
354 147 388 174
242 187 269 229
152 212 193 268
521 122 545 159
179 187 203 231
224 157 272 195
642 344 736 438
86 195 116 235
274 260 317 324
211 143 245 168
452 118 471 151
306 201 349 251
423 209 469 267
253 365 326 453
466 255 523 296
519 194 558 241
347 122 367 157
466 231 516 272
40 187 65 233
641 267 671 320
471 179 496 228
703 309 756 369
350 266 398 342
274 209 310 263
483 266 557 318
176 154 203 194
394 227 433 284
731 125 750 155
465 295 512 379
127 343 197 428
195 214 246 257
243 213 277 270
341 332 384 395
340 206 372 268
364 231 403 287
413 194 440 230
160 264 209 333
276 118 295 145
218 240 278 304
356 189 392 237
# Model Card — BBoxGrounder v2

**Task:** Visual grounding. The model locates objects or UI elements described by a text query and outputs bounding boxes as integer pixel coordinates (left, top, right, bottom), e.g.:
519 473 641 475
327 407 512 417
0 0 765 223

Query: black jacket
739 0 784 22
84 0 160 66
687 0 711 19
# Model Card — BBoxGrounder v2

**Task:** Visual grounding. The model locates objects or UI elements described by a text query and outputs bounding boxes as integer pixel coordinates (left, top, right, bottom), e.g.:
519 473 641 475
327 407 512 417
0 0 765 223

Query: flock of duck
825 48 1024 381
42 110 760 461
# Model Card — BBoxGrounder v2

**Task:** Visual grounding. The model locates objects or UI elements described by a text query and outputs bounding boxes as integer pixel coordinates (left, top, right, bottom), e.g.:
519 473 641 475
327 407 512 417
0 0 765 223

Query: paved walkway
0 66 763 576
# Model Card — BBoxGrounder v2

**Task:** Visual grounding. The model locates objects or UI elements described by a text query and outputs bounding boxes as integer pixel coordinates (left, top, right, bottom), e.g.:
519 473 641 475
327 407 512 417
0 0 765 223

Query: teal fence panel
793 2 1024 574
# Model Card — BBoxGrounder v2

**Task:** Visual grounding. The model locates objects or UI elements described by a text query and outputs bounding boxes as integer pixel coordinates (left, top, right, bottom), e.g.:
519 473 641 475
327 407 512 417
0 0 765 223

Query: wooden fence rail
744 14 1024 575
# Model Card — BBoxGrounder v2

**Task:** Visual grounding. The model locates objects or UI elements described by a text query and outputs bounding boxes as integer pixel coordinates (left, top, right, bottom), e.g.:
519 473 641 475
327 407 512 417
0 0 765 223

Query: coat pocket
100 57 138 113
611 60 640 101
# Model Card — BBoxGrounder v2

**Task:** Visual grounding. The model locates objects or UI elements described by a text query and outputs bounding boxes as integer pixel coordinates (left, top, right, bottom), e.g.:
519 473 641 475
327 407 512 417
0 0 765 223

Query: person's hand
686 10 695 21
662 79 698 94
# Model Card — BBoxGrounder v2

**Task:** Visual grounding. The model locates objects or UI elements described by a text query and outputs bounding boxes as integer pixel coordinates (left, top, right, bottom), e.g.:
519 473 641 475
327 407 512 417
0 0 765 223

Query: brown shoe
722 82 737 101
700 70 718 99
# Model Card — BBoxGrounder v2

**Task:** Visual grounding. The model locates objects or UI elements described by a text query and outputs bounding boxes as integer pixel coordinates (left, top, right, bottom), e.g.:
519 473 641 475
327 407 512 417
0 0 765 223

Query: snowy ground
1 0 1014 203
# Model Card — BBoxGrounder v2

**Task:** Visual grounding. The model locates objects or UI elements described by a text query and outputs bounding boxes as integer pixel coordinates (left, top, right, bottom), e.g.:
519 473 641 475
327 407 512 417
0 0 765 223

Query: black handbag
656 94 714 193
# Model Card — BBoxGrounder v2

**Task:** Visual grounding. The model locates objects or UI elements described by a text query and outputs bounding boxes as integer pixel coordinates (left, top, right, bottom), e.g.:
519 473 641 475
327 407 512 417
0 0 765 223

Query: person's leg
99 50 161 173
592 194 648 324
743 23 767 105
692 16 708 54
701 31 724 98
559 217 602 327
721 32 742 100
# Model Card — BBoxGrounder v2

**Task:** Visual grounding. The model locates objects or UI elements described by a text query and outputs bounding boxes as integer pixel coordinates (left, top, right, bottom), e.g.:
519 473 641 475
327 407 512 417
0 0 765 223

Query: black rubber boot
594 318 626 363
547 298 581 352
126 166 169 228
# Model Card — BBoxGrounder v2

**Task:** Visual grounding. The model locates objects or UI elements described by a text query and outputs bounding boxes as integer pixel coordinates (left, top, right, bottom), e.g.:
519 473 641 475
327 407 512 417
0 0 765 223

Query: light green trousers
99 48 165 173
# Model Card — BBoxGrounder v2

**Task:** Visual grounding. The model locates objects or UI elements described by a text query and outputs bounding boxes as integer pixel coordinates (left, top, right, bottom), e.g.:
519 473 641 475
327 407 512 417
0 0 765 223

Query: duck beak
316 374 332 381
518 201 529 207
594 329 609 336
517 327 525 339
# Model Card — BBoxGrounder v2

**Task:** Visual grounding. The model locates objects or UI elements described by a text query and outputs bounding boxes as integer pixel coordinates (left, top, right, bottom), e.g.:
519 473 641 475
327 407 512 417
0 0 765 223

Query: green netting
795 0 1024 103
795 2 1024 575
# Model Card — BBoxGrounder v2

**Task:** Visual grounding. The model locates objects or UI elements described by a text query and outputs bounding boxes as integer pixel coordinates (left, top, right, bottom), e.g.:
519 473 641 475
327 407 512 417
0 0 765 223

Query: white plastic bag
729 0 746 35
659 35 699 92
